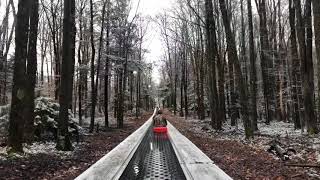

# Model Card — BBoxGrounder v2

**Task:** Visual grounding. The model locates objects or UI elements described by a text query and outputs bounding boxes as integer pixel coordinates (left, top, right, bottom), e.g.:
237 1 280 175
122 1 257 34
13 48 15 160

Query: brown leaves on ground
0 112 152 180
163 111 316 180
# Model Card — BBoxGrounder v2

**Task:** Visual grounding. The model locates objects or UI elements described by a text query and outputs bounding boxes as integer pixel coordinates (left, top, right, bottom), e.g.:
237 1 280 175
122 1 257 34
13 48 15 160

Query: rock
34 97 80 141
201 125 211 131
0 97 81 142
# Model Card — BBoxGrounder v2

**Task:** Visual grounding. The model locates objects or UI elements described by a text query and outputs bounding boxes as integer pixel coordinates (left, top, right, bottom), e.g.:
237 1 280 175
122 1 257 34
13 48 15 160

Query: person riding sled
153 109 168 133
153 109 167 127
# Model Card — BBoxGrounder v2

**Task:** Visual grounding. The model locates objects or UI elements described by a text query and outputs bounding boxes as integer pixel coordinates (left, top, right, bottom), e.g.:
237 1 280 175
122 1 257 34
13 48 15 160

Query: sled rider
153 109 167 127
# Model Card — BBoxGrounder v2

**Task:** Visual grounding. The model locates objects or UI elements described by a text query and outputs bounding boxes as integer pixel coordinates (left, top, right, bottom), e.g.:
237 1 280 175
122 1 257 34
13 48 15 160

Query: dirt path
0 112 152 180
163 111 314 180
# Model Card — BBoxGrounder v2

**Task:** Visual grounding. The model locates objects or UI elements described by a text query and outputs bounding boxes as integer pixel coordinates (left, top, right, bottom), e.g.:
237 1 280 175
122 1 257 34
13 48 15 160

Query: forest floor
0 111 152 180
164 110 320 180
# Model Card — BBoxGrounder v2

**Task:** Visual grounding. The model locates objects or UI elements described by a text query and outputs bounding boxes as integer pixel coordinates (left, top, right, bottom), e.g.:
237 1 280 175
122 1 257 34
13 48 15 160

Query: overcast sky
0 0 262 86
131 0 175 85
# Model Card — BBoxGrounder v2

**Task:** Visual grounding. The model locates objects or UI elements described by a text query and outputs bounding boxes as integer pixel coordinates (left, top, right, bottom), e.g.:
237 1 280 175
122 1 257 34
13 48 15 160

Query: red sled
153 127 168 133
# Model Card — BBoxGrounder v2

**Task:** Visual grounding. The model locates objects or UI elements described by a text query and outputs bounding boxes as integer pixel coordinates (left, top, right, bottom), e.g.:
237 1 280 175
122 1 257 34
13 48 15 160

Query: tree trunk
77 5 83 126
8 0 33 153
56 0 75 151
89 0 96 133
204 0 220 130
247 0 258 131
304 0 318 134
93 0 107 131
289 0 301 129
180 55 184 117
313 0 320 120
184 45 189 117
294 0 308 131
219 0 253 138
24 0 39 143
256 0 275 124
104 0 110 129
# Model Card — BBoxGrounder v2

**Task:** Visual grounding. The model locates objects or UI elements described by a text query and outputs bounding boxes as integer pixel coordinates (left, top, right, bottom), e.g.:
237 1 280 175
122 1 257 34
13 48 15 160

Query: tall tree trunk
89 0 96 133
289 0 301 129
278 0 287 122
219 0 253 138
294 0 308 131
8 0 32 153
78 5 83 126
313 0 320 119
93 0 107 131
24 0 39 143
240 0 248 83
304 0 318 134
256 0 275 124
229 59 237 126
117 68 124 128
217 52 225 127
104 0 110 129
180 55 184 117
57 0 75 151
184 45 189 116
174 41 178 115
114 73 118 119
136 41 142 118
204 0 220 130
247 0 258 130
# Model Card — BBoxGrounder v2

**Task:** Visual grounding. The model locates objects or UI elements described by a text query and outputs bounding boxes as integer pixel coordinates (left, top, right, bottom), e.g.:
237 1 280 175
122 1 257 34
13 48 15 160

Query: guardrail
76 109 232 180
75 109 157 180
167 122 232 180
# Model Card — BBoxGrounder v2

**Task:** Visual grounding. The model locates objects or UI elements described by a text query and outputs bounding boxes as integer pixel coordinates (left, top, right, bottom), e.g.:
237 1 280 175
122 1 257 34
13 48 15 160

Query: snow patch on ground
0 104 10 117
24 142 83 157
177 115 320 172
75 115 117 128
182 117 306 139
258 121 303 137
0 141 86 160
178 116 320 154
77 111 142 128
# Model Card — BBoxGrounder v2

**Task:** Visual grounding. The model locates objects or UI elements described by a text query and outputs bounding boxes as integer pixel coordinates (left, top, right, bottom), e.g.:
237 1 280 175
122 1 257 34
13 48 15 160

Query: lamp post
133 70 139 117
147 84 152 110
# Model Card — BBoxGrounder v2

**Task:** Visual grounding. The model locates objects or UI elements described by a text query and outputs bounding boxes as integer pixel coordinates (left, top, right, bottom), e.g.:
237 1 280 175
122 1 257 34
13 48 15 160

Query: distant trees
218 0 253 138
41 0 63 100
255 0 275 125
0 0 15 106
5 0 320 151
157 0 320 137
1 0 154 152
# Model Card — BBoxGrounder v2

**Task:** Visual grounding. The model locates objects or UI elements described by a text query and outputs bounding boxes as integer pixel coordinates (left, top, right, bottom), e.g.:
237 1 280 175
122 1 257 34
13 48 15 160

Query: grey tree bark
57 0 76 151
219 0 253 138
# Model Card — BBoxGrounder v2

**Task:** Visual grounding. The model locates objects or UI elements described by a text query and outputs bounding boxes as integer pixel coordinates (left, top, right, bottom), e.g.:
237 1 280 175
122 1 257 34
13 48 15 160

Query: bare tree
57 0 76 150
8 0 39 153
219 0 253 138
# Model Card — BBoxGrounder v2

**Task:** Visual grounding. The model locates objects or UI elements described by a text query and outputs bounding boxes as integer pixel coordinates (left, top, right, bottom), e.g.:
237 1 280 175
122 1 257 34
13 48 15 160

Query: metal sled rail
75 109 232 180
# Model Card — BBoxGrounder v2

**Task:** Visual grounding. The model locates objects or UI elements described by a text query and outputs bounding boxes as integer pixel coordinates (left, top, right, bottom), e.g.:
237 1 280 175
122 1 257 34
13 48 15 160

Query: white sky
131 0 175 85
0 0 173 85
1 0 259 85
